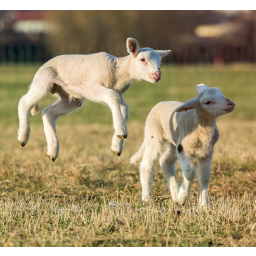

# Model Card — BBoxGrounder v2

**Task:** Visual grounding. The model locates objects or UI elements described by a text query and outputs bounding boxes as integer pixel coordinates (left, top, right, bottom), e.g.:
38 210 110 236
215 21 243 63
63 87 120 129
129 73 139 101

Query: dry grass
0 120 256 246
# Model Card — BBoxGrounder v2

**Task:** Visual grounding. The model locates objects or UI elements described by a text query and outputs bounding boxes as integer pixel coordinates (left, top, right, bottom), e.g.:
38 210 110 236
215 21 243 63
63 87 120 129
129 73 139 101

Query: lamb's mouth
149 75 161 83
224 106 235 112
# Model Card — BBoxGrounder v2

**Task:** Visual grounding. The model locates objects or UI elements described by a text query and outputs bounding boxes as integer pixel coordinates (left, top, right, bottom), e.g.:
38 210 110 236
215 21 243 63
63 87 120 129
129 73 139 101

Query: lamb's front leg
84 85 127 140
177 148 196 205
111 96 129 156
159 144 180 202
197 151 213 208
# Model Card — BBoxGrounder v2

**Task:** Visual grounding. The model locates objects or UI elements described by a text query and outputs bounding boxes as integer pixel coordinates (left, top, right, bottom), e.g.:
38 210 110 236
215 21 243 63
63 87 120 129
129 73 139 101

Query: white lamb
17 38 171 161
130 84 235 207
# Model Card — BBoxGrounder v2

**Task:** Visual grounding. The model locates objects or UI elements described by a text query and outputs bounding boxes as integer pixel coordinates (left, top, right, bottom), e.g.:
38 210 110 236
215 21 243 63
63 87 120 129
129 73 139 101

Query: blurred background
0 10 255 64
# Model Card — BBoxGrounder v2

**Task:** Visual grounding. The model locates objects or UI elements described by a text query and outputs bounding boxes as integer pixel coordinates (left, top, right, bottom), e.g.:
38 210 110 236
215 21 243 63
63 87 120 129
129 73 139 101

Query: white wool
17 38 171 161
130 84 235 207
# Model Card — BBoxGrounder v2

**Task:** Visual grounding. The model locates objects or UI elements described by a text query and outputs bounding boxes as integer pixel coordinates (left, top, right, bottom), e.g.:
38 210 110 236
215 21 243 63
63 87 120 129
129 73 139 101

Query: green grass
0 63 256 246
1 63 256 127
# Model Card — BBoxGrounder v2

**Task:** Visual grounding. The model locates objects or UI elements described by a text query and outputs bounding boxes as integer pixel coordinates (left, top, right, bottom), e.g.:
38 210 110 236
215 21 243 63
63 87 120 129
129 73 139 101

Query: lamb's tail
30 102 40 116
130 142 146 165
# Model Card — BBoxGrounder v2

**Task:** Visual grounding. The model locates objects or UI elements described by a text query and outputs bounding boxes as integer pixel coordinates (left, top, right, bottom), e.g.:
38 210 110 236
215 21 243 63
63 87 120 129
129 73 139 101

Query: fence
0 41 255 65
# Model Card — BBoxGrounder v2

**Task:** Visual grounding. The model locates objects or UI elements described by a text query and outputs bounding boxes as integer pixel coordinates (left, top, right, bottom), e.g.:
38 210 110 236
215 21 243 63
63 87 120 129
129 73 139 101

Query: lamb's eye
205 101 213 105
140 58 145 62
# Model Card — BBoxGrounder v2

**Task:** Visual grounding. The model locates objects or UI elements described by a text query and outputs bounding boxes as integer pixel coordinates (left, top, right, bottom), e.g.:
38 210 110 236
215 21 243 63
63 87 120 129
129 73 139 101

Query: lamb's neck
114 55 134 89
192 110 217 137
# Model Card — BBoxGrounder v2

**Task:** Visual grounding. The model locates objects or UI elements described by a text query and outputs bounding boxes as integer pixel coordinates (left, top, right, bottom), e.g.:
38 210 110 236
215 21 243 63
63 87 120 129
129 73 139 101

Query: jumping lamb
130 84 235 207
17 38 171 161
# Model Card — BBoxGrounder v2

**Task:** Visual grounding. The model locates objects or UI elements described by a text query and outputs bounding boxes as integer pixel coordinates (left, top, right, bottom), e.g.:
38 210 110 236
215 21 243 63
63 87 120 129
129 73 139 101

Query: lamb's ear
175 97 199 113
127 38 140 57
196 84 208 94
155 50 171 58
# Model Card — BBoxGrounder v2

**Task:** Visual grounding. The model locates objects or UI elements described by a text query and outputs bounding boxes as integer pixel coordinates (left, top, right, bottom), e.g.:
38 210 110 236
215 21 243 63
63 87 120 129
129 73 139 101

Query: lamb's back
39 53 117 87
144 101 183 145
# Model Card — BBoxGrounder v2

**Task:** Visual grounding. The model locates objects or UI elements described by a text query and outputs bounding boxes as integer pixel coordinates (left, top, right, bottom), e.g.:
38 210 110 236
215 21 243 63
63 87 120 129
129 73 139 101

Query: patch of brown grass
0 119 256 246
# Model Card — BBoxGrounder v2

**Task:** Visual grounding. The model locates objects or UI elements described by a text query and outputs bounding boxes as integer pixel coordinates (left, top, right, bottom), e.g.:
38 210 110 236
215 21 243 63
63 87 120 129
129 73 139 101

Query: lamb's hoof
116 134 127 139
18 140 27 147
111 150 121 156
47 154 56 162
142 199 154 205
177 201 186 206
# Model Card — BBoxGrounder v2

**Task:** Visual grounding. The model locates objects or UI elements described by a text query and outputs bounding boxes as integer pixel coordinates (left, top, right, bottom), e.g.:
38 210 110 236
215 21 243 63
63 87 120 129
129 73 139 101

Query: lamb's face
126 38 171 83
199 88 235 117
135 49 162 84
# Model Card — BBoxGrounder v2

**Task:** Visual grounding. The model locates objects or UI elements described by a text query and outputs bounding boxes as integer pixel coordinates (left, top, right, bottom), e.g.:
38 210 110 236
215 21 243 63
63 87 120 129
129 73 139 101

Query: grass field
0 63 256 246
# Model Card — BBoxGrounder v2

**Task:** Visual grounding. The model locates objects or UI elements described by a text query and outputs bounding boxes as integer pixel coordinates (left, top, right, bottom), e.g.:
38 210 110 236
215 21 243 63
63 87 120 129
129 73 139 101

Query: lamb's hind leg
42 96 84 161
18 79 52 147
159 144 179 202
111 96 129 156
140 141 162 202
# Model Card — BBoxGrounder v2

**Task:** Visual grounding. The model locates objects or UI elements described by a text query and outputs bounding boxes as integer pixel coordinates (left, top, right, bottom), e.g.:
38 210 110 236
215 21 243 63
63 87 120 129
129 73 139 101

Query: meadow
0 63 256 246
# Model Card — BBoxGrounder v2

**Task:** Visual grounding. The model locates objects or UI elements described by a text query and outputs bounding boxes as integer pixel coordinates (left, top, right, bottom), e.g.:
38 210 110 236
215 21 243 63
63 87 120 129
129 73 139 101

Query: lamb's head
176 84 235 118
126 38 171 83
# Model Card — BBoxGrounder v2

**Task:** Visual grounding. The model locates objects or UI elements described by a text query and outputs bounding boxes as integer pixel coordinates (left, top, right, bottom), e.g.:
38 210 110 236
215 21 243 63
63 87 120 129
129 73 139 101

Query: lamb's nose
227 100 235 106
155 71 160 78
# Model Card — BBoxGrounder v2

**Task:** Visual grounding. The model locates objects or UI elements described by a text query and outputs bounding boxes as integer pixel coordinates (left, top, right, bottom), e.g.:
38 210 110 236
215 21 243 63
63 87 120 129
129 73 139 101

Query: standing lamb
17 38 171 161
130 84 235 207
